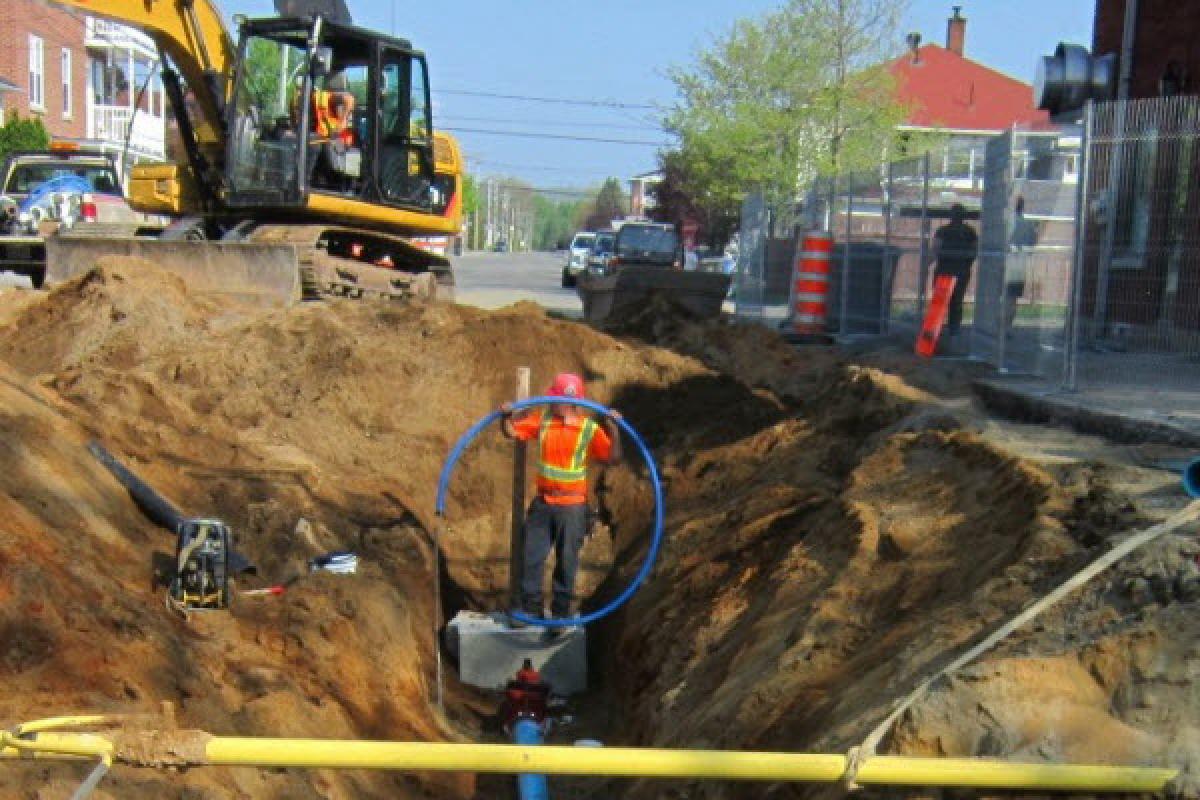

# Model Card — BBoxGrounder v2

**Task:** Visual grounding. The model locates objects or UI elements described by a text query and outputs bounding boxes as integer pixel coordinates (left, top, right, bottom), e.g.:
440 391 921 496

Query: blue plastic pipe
435 396 665 628
513 718 550 800
1184 458 1200 498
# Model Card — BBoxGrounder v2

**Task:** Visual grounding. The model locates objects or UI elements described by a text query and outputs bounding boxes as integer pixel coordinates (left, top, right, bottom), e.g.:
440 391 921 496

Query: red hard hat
547 372 585 399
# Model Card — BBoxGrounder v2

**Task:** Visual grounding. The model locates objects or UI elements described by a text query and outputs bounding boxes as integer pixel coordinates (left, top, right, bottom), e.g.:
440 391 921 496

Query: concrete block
445 611 587 695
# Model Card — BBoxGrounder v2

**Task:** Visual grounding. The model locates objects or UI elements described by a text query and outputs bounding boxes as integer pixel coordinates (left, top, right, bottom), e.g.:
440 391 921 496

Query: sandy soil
0 267 1196 799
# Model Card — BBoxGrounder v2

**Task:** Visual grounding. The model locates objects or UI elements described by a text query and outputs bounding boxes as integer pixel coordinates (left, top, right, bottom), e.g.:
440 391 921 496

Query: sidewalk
975 351 1200 448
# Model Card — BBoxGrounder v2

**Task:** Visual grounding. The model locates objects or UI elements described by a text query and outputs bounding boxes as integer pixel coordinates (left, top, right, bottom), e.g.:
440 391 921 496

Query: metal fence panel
970 128 1080 378
733 193 768 322
1070 95 1200 392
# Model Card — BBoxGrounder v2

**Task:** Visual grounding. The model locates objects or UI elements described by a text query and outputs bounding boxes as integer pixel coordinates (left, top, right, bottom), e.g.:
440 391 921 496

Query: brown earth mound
0 260 1196 800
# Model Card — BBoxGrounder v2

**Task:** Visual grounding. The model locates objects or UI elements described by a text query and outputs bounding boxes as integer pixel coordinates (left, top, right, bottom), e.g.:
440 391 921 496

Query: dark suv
611 222 679 269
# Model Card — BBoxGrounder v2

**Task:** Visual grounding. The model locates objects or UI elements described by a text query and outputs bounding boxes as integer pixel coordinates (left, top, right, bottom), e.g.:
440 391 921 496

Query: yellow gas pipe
0 719 1178 794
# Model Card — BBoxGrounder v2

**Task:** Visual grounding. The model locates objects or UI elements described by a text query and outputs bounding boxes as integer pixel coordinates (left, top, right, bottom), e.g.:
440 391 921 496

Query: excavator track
245 224 452 303
45 223 455 307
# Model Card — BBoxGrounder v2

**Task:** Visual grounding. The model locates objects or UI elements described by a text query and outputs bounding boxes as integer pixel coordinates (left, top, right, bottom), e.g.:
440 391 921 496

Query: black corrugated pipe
87 441 255 575
88 441 186 532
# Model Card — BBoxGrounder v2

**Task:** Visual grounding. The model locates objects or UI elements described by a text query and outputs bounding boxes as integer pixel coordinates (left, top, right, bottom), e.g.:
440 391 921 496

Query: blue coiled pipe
513 718 550 800
435 396 665 628
1184 458 1200 498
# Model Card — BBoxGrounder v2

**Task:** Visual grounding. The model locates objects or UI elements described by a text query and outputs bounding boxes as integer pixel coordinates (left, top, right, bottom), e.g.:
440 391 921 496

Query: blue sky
222 1 1094 190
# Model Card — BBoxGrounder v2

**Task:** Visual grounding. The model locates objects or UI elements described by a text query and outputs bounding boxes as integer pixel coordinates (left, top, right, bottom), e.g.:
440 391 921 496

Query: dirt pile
604 359 1200 799
0 259 1197 799
0 261 779 798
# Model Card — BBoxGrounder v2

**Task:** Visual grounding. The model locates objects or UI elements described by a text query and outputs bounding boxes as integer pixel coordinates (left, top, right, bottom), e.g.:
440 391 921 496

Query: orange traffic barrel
789 231 833 334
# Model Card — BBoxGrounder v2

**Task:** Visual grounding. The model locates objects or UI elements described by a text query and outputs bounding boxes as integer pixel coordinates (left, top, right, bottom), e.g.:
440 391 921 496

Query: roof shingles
889 44 1049 131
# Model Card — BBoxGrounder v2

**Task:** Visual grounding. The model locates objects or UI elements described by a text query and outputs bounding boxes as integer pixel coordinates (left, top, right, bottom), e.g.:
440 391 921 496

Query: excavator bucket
45 236 303 307
576 267 732 324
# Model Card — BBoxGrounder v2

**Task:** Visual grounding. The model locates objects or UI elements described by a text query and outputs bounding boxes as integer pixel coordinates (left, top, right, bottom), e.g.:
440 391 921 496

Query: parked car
0 148 142 287
610 222 680 270
493 239 509 252
562 231 596 287
585 230 616 275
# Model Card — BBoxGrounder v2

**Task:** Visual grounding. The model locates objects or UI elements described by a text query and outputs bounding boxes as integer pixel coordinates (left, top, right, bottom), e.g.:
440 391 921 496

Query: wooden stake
509 367 531 612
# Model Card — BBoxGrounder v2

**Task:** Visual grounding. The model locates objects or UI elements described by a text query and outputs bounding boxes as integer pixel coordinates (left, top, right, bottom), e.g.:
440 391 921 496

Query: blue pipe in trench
513 717 549 800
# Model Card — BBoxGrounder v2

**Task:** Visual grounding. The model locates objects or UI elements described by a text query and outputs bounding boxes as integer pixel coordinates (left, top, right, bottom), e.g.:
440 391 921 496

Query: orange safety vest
311 89 354 139
535 413 599 503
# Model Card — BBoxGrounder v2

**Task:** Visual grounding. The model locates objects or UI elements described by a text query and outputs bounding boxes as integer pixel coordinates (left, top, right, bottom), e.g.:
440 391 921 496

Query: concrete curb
974 379 1200 449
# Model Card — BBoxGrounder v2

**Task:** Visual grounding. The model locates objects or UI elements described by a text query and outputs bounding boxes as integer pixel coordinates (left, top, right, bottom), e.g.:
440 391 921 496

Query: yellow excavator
46 0 463 304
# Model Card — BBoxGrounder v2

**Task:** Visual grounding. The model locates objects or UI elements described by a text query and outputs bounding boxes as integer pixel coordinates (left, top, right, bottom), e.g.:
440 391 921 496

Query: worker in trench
500 373 622 630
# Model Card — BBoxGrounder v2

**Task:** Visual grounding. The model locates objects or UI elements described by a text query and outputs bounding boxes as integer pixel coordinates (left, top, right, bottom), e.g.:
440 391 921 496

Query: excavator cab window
376 53 435 209
225 18 436 213
226 29 309 205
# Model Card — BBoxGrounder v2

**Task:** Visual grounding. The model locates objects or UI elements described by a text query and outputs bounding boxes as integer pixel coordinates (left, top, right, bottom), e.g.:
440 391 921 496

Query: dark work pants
936 267 972 334
520 497 588 618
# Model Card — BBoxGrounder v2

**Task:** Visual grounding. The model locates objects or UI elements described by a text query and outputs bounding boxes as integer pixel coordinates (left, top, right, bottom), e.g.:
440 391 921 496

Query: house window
28 35 44 110
61 49 72 118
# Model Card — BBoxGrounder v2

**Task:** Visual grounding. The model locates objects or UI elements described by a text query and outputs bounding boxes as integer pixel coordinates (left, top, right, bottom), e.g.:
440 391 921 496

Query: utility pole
486 179 494 248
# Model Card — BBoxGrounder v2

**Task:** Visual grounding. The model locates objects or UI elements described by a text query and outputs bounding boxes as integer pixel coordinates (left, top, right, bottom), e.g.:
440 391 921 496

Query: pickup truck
0 149 143 286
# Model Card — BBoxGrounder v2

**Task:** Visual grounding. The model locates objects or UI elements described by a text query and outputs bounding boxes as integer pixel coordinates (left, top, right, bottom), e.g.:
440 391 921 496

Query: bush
0 111 50 161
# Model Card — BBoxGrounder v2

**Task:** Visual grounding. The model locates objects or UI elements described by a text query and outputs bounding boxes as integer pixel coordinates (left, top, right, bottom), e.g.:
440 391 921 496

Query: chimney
946 5 966 56
906 32 922 64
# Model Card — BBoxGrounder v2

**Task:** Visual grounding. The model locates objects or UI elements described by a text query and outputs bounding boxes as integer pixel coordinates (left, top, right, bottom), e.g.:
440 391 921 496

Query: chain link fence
970 128 1081 377
732 99 1200 418
1067 95 1200 394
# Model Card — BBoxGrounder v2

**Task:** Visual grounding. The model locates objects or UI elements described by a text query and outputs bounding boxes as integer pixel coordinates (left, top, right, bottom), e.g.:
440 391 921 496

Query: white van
563 231 596 287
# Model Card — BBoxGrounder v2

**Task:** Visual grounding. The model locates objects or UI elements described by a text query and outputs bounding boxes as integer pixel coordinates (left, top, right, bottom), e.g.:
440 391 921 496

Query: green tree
583 177 626 230
665 0 908 209
0 111 50 160
533 193 584 250
650 149 739 249
460 173 483 248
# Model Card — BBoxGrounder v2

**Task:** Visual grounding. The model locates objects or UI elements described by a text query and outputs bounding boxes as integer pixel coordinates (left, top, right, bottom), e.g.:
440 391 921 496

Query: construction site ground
1 252 1199 799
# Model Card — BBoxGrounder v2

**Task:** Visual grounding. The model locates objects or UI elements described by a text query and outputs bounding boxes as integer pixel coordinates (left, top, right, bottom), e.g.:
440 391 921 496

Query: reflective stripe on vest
536 414 597 483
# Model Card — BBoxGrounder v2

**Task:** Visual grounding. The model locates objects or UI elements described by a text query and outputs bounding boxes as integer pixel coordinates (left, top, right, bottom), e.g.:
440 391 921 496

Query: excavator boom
56 0 233 158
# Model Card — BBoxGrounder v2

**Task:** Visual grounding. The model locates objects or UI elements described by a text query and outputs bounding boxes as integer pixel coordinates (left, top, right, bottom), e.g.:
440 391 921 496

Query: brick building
0 1 165 176
0 0 88 140
1080 1 1200 340
1093 0 1200 99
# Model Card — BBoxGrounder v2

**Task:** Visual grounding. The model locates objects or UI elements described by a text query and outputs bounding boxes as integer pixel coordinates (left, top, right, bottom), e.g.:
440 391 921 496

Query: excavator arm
57 0 233 154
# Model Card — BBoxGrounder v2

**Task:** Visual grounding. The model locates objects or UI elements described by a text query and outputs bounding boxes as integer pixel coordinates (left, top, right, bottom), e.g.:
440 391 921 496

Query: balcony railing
85 17 157 54
90 105 166 158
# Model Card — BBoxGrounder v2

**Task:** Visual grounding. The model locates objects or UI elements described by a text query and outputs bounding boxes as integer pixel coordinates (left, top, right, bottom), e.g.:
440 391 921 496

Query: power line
469 160 622 175
439 114 663 133
435 88 657 110
444 126 668 147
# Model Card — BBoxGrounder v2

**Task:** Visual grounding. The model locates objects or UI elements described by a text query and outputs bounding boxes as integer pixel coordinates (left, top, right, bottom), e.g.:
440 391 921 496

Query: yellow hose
0 731 113 760
13 715 114 735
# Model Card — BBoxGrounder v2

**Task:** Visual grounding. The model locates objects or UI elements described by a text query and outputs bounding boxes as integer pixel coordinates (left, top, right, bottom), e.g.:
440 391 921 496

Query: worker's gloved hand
499 402 514 416
606 410 623 421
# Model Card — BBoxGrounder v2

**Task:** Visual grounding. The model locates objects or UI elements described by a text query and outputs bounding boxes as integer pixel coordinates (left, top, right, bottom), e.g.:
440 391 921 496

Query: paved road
451 250 582 317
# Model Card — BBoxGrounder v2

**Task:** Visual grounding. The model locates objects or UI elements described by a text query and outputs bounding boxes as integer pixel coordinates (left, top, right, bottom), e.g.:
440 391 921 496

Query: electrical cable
443 127 668 147
435 88 656 110
439 114 662 133
435 396 664 628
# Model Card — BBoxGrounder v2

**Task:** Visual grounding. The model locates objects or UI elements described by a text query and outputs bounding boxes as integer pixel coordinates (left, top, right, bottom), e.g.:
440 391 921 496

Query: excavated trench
0 264 1199 799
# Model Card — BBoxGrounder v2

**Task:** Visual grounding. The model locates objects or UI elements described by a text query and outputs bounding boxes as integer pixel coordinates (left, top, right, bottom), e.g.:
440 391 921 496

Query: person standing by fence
1005 196 1039 334
929 203 979 340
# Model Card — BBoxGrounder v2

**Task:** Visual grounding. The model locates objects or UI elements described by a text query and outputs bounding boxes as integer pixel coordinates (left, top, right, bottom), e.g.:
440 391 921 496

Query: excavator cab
225 16 438 215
